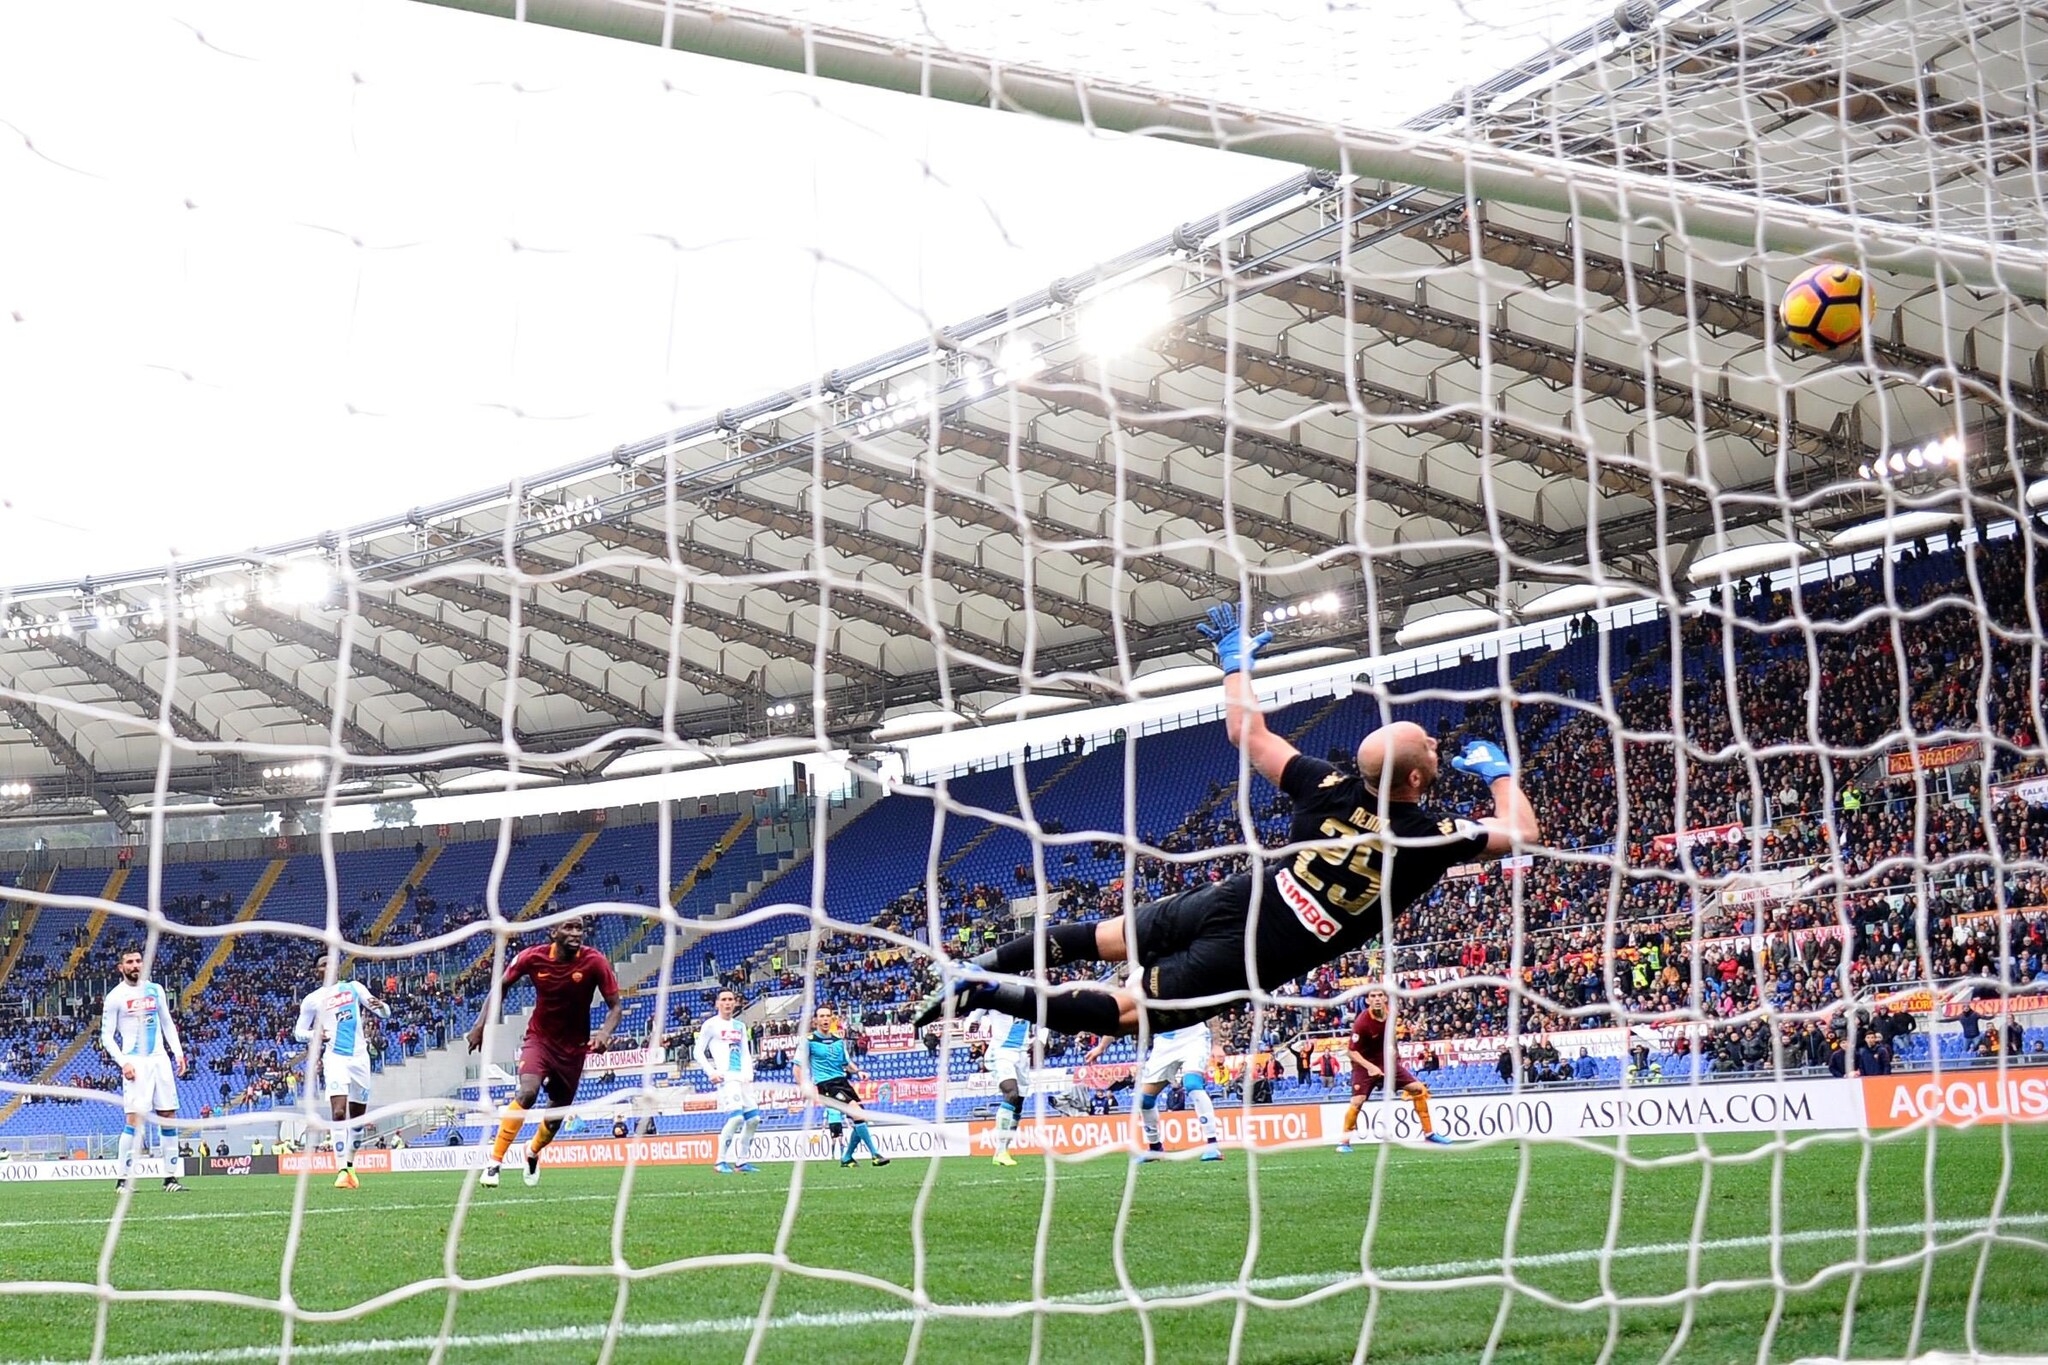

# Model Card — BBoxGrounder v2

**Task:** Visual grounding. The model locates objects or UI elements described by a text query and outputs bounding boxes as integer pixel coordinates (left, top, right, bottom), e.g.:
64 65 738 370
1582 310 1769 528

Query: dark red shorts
520 1037 587 1105
1350 1063 1418 1098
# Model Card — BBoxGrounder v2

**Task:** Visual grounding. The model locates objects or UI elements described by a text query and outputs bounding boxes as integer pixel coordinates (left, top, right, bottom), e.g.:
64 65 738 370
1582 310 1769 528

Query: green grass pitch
1 1128 2043 1364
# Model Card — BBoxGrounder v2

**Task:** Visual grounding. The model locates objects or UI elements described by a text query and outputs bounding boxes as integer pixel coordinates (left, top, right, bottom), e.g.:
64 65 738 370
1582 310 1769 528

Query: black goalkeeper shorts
813 1077 860 1108
1130 874 1256 1029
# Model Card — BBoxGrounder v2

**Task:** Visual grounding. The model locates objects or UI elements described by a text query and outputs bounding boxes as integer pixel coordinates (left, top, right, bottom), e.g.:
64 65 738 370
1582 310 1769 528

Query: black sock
980 981 1126 1036
972 922 1102 975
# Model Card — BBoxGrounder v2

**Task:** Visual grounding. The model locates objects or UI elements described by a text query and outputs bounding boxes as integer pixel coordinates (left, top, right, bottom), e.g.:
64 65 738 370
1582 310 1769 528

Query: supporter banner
1652 822 1745 855
1445 854 1533 881
1886 740 1980 775
1401 1035 1517 1067
1862 1068 2048 1128
864 1076 941 1104
863 1025 923 1053
1300 1026 1684 1070
1873 987 1938 1015
1722 865 1815 911
1996 777 2048 807
1954 907 2048 925
583 1047 658 1072
0 1158 170 1183
1940 989 2048 1021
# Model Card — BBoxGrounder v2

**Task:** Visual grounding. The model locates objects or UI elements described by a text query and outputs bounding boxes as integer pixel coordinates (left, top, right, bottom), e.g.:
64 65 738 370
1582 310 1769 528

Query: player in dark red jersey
916 604 1538 1037
465 914 622 1189
1336 986 1445 1149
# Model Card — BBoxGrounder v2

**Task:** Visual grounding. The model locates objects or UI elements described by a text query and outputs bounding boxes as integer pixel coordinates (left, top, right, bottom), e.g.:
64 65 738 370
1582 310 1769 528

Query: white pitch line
18 1213 2048 1365
0 1168 1136 1233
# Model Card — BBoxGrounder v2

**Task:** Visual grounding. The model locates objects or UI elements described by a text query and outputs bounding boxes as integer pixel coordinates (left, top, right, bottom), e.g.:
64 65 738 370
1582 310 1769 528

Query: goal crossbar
421 0 2048 298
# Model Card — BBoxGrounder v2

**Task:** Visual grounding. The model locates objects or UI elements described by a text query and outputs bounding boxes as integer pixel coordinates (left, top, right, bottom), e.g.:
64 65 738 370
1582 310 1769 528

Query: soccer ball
1780 262 1871 353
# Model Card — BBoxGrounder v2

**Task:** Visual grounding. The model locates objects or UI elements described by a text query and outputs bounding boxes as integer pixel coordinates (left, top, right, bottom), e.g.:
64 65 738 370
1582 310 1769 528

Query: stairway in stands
0 870 56 993
456 830 601 974
607 813 753 971
933 748 1095 877
61 867 131 977
180 858 290 1009
362 845 443 946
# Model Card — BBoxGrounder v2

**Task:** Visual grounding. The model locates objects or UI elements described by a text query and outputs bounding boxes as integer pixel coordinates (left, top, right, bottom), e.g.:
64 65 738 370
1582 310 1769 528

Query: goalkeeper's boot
478 1162 502 1188
1199 1142 1223 1163
523 1149 542 1187
911 968 997 1030
839 1156 857 1168
162 1177 186 1193
869 1155 891 1168
991 1150 1018 1168
1424 1133 1454 1146
334 1168 359 1190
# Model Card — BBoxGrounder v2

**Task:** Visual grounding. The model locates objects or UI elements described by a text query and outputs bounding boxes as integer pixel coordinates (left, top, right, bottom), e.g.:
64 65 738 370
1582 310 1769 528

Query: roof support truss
240 603 505 740
35 636 213 748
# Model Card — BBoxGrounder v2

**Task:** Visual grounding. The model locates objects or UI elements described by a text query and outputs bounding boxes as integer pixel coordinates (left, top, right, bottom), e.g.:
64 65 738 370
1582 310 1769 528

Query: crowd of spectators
711 532 2048 1080
2 532 2043 1128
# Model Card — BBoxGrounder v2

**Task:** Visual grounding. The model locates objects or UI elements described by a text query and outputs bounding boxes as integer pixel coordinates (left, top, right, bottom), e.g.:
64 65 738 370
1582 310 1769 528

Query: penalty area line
20 1213 2048 1365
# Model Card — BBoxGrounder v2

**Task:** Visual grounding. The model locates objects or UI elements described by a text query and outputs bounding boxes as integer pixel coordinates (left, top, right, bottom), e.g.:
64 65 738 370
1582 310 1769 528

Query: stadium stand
2 531 2044 1148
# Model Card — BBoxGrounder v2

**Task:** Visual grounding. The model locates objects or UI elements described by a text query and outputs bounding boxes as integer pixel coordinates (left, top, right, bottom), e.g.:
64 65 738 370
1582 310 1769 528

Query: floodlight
996 339 1045 382
270 560 335 605
1075 281 1172 357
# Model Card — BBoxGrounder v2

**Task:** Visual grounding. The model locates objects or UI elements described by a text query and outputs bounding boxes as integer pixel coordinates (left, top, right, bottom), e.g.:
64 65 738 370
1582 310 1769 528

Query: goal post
1 1 2045 1363
422 0 2048 295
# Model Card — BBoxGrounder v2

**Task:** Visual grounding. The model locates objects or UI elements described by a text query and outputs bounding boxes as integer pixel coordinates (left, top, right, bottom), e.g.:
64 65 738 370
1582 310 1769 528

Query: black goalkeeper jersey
1250 754 1490 987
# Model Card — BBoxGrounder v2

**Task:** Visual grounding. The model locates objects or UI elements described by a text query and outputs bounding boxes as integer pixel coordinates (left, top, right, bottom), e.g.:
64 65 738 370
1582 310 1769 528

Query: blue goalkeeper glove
1196 604 1271 676
1450 739 1514 784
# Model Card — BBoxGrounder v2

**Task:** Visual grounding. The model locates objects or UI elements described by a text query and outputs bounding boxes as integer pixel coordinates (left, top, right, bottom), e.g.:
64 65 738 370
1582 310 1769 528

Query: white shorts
715 1079 756 1113
1141 1034 1211 1089
985 1046 1029 1091
119 1054 177 1114
323 1050 374 1103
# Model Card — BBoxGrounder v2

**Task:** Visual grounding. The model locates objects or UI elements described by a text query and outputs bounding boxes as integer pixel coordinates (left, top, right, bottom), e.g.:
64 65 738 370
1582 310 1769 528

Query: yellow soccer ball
1780 262 1871 353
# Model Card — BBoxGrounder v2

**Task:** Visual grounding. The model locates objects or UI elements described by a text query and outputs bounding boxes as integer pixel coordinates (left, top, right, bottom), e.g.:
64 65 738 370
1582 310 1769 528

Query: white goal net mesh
0 1 2046 1363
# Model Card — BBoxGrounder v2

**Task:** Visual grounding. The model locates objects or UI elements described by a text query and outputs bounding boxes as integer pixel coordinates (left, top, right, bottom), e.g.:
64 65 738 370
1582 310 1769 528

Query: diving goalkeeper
916 604 1539 1036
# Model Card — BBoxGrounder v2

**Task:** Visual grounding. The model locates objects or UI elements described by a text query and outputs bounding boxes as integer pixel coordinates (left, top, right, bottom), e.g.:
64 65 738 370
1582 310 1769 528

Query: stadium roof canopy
1 0 2043 823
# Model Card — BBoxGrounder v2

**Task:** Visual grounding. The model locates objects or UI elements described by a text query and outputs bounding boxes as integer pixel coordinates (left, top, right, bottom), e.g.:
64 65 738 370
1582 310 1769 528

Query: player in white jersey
693 988 761 1173
969 1008 1034 1167
100 946 188 1192
293 965 391 1190
1090 1020 1223 1162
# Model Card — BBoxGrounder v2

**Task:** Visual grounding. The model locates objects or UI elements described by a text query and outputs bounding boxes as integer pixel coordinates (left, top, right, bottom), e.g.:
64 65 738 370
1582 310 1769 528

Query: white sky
0 0 1614 589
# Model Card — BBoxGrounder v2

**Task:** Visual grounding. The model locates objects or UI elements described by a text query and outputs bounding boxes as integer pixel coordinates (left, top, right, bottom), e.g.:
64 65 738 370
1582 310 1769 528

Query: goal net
1 0 2045 1363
